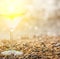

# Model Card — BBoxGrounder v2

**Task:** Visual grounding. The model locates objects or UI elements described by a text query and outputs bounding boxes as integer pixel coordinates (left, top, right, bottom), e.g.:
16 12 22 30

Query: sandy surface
0 35 60 59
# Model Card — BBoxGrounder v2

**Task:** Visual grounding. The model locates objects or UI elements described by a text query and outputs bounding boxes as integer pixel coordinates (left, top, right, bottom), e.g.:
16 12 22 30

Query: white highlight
8 5 15 13
5 17 22 31
1 50 23 55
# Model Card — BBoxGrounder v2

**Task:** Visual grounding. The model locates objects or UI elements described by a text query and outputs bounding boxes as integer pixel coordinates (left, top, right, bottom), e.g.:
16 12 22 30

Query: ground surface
0 35 60 59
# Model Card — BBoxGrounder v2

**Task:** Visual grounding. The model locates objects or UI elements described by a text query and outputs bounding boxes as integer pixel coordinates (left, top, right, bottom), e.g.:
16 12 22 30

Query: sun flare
0 0 27 19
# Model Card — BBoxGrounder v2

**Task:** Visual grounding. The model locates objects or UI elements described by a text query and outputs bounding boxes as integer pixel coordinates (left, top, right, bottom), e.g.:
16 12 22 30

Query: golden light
0 0 33 41
0 0 30 41
0 0 30 29
0 0 27 19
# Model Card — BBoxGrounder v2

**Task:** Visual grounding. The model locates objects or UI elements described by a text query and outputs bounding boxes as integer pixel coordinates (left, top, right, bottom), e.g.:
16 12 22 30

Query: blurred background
0 0 60 40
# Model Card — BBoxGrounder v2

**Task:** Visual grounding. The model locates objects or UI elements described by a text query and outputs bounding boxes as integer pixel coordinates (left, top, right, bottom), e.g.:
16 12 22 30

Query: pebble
1 50 23 56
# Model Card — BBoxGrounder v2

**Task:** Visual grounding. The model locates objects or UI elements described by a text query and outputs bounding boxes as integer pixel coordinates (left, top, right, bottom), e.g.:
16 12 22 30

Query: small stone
1 50 23 56
55 43 60 47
